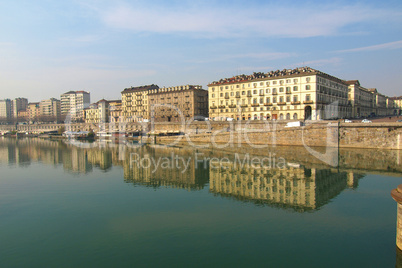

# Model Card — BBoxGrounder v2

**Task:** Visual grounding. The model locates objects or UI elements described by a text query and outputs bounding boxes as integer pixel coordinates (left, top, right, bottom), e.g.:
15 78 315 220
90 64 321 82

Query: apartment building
60 91 90 121
121 84 159 122
208 67 350 121
27 102 40 122
148 85 208 122
84 99 109 124
0 99 12 121
346 80 375 118
108 100 123 123
12 98 28 119
40 98 61 122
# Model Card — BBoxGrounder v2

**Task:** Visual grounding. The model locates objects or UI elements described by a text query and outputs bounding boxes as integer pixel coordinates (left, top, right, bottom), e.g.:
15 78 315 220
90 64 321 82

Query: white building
60 91 90 122
0 99 12 121
40 98 61 122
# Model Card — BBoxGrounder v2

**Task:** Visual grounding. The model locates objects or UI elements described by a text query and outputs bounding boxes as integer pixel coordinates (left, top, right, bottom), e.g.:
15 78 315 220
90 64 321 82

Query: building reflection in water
5 137 402 213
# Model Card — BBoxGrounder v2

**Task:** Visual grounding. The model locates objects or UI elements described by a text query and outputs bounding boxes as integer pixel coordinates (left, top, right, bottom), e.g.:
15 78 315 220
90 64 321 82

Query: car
361 119 372 123
344 119 352 123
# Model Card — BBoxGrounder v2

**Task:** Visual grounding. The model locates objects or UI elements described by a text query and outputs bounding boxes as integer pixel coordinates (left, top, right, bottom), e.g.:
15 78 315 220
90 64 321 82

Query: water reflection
1 137 400 212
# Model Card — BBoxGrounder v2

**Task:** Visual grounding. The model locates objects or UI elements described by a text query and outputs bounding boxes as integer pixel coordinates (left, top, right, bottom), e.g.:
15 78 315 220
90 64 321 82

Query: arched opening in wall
254 114 258 120
266 113 270 120
260 113 264 120
272 114 277 120
242 115 245 120
248 114 251 120
279 114 284 120
286 113 290 120
304 106 312 120
357 107 361 118
293 113 298 120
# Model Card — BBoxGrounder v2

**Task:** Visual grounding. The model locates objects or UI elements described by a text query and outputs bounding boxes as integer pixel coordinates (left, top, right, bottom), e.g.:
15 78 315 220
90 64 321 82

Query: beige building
346 80 375 118
108 100 123 123
390 96 402 115
27 102 40 122
208 67 350 121
39 98 61 122
84 99 110 124
148 85 208 122
0 99 12 121
121 84 159 122
61 91 90 122
12 98 28 119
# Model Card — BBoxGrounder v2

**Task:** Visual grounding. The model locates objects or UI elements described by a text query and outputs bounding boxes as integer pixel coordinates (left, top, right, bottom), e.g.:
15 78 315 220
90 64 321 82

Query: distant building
27 103 40 122
121 84 159 122
40 98 61 122
390 96 402 115
84 99 109 124
108 100 123 123
345 80 375 118
148 85 208 122
0 99 12 122
61 91 90 121
12 98 28 119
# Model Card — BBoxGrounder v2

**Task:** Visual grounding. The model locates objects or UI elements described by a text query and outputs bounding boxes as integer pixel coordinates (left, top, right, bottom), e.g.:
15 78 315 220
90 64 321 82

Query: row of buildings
0 91 90 124
1 67 401 124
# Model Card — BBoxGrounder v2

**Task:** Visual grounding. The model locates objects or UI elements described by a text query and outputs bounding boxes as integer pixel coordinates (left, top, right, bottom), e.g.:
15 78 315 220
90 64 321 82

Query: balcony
286 91 291 94
303 100 314 104
224 96 230 99
218 105 226 108
251 104 260 107
278 102 287 105
291 101 301 105
235 94 241 98
210 106 217 109
240 104 248 108
259 93 265 96
272 92 278 95
229 104 236 108
264 103 273 106
247 93 252 97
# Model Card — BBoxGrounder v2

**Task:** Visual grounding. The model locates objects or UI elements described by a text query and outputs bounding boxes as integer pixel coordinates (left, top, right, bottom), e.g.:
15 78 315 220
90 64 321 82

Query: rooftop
208 66 346 86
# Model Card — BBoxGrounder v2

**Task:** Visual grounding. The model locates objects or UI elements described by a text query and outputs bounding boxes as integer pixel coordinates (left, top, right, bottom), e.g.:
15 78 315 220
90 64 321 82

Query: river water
1 137 402 267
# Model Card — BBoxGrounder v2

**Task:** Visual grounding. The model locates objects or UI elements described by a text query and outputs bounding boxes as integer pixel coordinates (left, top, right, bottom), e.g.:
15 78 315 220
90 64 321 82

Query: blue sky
0 0 401 103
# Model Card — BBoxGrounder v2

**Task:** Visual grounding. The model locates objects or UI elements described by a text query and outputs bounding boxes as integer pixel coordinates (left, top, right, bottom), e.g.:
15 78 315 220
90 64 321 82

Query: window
293 86 298 91
266 88 270 93
260 98 264 104
212 94 215 98
253 83 257 88
272 88 277 94
266 97 270 103
280 80 284 85
253 98 257 104
242 91 245 95
306 94 311 101
273 81 277 85
266 82 270 86
279 87 284 93
293 79 298 83
286 96 290 102
273 97 277 103
279 96 284 102
220 93 223 97
212 88 215 92
286 87 291 93
230 92 234 96
220 87 223 91
260 82 264 86
253 90 257 94
286 79 291 83
306 77 311 82
293 95 298 102
306 85 311 90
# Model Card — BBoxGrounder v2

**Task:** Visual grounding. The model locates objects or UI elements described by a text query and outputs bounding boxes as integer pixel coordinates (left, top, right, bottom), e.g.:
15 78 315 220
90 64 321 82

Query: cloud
95 2 402 38
335 40 402 53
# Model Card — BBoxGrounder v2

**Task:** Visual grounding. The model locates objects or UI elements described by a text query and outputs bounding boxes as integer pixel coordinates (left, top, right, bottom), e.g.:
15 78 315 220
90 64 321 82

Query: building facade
121 85 159 122
27 102 40 122
0 99 12 122
346 80 375 118
148 85 208 122
12 98 28 119
40 98 61 122
61 91 90 121
208 67 350 121
84 99 109 124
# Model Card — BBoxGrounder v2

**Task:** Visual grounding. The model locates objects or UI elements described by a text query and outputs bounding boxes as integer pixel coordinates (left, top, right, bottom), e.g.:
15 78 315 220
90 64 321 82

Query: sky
0 0 401 103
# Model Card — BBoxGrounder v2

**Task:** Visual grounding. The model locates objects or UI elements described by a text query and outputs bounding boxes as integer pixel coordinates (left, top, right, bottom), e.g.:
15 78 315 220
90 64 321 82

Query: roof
345 80 360 86
121 84 159 94
208 66 347 86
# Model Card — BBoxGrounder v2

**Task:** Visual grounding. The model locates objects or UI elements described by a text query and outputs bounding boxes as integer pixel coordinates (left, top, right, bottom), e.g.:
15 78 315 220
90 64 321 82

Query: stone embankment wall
1 121 402 149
